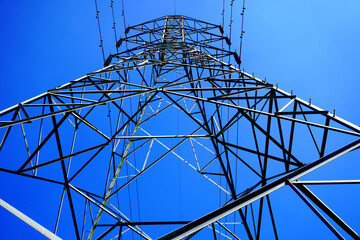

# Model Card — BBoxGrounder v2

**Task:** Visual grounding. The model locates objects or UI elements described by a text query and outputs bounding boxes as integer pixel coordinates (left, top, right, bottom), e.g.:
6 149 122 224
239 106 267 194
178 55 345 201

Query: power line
234 97 240 235
221 0 226 51
229 0 235 42
134 96 142 227
228 0 235 64
219 0 225 226
110 0 118 44
94 0 106 63
120 0 129 57
239 0 246 67
121 0 127 34
221 0 226 31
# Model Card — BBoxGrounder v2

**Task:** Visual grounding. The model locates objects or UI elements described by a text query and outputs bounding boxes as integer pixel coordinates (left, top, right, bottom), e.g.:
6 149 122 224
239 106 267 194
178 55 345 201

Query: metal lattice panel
0 15 359 239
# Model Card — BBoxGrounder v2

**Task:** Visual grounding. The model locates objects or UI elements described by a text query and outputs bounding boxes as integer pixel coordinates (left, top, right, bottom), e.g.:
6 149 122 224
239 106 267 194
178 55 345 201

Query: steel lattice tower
0 15 359 239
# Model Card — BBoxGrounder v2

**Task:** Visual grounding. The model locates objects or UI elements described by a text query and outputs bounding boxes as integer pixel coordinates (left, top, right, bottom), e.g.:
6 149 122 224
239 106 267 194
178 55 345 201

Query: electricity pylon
0 15 359 239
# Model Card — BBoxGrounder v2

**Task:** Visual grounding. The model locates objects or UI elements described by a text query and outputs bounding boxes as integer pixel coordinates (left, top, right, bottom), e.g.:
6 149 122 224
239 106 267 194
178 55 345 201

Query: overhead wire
121 0 142 225
239 0 246 68
221 1 238 237
134 98 141 226
228 0 235 64
128 75 142 239
219 2 226 238
221 0 226 32
234 97 240 235
229 0 235 43
110 0 118 44
121 0 141 227
107 0 142 236
93 3 114 228
234 1 246 234
127 74 134 239
124 83 137 239
221 0 226 51
227 7 235 235
121 0 129 57
121 0 127 34
177 99 183 220
94 0 106 63
125 149 135 239
107 1 126 233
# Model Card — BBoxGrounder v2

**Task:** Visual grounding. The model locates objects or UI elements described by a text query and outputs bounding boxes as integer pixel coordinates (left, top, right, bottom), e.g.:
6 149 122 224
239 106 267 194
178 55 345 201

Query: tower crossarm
113 15 237 66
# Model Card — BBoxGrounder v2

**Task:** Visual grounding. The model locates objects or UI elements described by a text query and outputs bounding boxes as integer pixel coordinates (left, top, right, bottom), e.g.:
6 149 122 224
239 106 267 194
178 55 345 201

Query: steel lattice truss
0 15 359 239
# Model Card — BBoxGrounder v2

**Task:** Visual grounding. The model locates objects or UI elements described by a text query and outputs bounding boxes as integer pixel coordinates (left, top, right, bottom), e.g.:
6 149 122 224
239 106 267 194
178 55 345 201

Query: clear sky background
0 0 359 239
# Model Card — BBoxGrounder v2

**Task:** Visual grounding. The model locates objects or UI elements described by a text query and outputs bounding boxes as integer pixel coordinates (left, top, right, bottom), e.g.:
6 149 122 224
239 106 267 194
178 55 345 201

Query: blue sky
0 0 359 239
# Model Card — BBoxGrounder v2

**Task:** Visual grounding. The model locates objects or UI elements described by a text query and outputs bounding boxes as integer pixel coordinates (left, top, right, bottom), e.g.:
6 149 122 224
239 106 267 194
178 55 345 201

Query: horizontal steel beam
163 90 360 136
0 199 62 240
293 180 360 185
114 135 210 139
98 221 192 226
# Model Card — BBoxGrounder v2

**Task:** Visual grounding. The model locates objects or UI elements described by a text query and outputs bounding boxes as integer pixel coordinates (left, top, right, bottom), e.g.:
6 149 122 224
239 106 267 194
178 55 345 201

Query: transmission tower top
109 15 240 67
